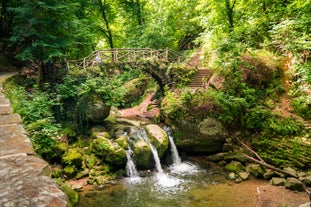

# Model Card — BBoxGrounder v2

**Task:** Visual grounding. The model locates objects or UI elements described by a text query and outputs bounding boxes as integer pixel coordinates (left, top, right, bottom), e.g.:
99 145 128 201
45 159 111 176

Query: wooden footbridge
67 48 184 70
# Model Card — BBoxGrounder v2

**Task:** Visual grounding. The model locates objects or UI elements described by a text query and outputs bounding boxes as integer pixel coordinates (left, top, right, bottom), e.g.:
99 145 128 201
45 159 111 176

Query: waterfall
126 144 139 178
137 128 164 174
163 126 181 166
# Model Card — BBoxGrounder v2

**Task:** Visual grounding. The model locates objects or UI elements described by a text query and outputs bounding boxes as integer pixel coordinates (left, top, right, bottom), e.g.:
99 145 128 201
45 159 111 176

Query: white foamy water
170 161 200 175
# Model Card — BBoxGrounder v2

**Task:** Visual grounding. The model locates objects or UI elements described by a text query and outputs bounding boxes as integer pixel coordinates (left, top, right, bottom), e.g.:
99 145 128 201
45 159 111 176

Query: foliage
3 77 61 162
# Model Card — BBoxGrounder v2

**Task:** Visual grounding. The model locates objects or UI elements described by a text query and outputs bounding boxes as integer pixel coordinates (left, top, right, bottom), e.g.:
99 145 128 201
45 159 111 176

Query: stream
77 157 271 207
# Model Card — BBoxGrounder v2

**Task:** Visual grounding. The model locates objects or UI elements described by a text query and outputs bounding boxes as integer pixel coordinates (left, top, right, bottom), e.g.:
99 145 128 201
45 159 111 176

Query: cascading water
163 126 181 166
163 126 199 175
125 144 139 178
137 128 164 174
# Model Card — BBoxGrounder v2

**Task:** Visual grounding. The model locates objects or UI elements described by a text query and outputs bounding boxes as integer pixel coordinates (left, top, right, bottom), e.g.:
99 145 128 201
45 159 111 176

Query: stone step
0 106 14 115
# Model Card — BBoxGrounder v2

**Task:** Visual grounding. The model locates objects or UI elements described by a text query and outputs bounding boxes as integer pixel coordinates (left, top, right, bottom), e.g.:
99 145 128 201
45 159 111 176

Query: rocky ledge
0 73 68 207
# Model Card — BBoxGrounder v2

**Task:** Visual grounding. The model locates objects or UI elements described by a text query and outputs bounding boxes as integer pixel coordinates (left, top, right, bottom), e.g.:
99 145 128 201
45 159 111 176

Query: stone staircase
188 68 212 88
0 73 68 207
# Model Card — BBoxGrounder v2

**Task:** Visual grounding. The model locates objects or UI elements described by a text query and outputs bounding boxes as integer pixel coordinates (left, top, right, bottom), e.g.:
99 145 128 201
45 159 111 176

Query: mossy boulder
90 137 126 167
85 95 111 123
115 135 128 149
285 177 304 191
224 161 245 173
122 77 150 104
168 117 228 154
145 124 169 157
246 163 266 177
63 165 78 179
58 183 79 207
62 148 83 168
133 139 152 169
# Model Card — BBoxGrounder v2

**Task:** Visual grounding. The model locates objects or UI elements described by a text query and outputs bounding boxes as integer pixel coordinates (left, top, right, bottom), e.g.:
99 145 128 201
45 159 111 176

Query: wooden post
83 58 86 70
165 47 169 61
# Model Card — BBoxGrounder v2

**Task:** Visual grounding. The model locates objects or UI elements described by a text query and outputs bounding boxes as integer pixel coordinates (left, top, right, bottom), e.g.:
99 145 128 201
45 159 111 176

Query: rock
246 163 265 177
224 161 245 173
283 167 298 177
227 172 238 181
62 148 83 168
90 137 127 167
170 117 228 154
0 156 68 207
133 139 152 169
85 95 111 123
91 126 110 139
300 175 311 187
122 77 150 104
145 124 169 157
58 183 79 207
263 169 277 180
238 172 250 180
64 165 78 179
297 171 306 177
284 177 304 191
206 152 227 162
115 135 128 149
270 177 285 186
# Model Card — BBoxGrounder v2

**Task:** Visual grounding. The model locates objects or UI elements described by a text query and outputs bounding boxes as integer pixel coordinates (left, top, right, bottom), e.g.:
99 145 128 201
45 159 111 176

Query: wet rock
285 177 304 191
133 139 152 169
246 163 265 177
224 161 245 173
145 124 169 157
122 77 150 104
270 177 285 186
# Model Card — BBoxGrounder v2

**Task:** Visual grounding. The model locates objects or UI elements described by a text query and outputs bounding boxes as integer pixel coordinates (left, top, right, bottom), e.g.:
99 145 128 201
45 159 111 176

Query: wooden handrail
67 48 184 69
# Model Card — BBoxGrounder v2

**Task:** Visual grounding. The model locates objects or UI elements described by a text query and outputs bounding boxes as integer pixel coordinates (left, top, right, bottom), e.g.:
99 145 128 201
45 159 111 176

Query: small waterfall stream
125 144 139 178
137 128 164 174
163 126 181 166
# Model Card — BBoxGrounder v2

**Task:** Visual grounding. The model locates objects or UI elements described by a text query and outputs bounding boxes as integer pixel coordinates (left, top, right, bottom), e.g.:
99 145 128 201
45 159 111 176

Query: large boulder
90 137 126 167
133 139 152 169
285 177 304 191
85 95 111 123
169 117 228 154
145 124 169 157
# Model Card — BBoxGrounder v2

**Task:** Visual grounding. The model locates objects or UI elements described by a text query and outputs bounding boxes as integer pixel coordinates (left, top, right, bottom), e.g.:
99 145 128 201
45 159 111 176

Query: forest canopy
1 0 309 63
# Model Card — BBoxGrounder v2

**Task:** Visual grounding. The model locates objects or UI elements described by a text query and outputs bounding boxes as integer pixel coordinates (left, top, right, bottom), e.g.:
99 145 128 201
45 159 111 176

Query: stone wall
0 73 68 207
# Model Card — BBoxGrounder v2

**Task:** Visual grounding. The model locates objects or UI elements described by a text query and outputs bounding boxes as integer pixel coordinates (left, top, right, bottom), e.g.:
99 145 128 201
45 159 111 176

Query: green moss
62 148 83 168
63 165 78 179
224 161 245 173
56 181 79 207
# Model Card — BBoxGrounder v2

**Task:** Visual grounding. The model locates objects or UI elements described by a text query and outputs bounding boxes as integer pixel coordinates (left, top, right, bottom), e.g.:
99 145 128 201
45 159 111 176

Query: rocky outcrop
86 95 111 123
170 117 228 154
0 73 68 207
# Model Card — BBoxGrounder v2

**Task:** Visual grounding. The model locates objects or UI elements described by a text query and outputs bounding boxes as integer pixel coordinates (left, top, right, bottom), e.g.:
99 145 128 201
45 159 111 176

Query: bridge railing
67 48 184 70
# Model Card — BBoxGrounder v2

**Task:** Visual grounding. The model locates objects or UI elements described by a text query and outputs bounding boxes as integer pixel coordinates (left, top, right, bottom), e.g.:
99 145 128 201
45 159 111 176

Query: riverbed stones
283 167 298 177
246 163 265 177
284 177 304 191
224 161 245 173
238 172 250 180
271 177 286 186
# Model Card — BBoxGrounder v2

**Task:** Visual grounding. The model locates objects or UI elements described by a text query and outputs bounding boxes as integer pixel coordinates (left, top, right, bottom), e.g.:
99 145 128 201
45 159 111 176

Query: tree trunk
98 0 114 49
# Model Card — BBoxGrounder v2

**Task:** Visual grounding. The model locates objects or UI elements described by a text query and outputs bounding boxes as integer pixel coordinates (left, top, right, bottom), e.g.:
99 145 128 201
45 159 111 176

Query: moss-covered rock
285 177 304 191
168 117 228 154
133 139 152 169
90 137 126 167
58 183 79 207
122 77 150 104
246 163 266 177
115 135 128 149
62 148 83 168
64 165 78 179
224 161 245 173
145 124 169 157
85 95 111 123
